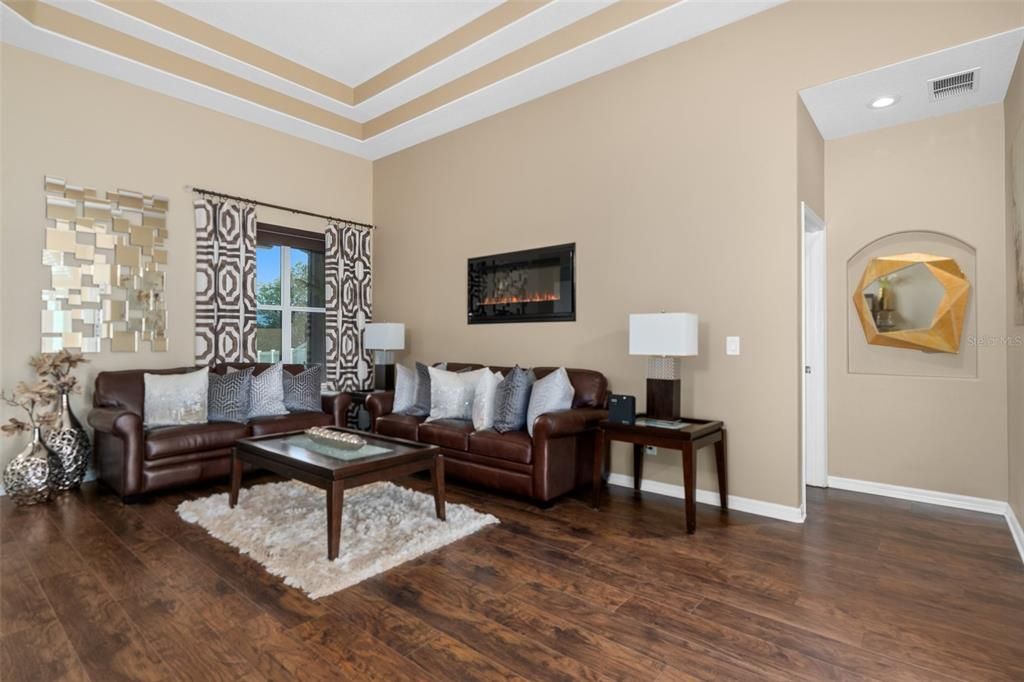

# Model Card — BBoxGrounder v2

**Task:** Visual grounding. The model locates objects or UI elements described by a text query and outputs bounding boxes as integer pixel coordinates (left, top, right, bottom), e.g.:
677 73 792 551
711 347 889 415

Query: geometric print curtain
326 221 372 391
193 196 258 366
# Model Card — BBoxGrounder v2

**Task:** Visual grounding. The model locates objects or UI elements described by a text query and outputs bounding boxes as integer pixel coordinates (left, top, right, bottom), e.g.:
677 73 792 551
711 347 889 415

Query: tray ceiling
1 0 783 159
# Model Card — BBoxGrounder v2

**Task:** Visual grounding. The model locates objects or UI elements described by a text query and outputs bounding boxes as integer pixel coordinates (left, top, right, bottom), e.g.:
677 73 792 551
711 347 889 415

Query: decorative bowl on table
304 427 366 450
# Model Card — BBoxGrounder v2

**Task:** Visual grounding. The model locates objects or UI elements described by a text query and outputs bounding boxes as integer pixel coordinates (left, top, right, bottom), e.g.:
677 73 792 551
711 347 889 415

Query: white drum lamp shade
629 313 698 357
363 323 405 351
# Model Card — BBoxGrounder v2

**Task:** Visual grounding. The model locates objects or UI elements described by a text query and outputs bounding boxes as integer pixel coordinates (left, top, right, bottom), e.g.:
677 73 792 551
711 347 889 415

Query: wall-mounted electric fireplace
468 243 575 324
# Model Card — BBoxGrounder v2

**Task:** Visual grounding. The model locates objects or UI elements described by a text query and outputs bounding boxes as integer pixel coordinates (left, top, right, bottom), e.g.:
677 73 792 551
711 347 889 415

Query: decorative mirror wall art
41 176 169 353
852 252 970 354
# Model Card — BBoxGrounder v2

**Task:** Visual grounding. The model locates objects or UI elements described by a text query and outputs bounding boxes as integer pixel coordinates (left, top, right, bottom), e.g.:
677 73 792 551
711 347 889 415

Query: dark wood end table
592 417 727 534
230 427 444 560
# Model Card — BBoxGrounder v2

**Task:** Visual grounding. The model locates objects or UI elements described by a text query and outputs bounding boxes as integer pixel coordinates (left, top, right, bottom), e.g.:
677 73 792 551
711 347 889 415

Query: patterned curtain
193 196 258 365
325 222 373 391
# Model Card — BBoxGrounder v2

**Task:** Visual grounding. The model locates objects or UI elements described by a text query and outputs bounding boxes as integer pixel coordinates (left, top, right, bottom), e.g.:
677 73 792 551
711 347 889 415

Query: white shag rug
177 480 499 599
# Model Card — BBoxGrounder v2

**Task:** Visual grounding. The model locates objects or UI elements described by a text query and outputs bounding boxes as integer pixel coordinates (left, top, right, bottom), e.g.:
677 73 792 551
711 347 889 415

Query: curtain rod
187 185 374 230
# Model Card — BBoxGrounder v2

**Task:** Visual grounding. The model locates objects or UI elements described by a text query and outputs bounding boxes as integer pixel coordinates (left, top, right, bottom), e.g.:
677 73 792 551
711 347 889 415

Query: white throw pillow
144 368 209 428
471 371 504 431
427 367 489 422
526 367 575 436
248 362 288 419
392 363 417 414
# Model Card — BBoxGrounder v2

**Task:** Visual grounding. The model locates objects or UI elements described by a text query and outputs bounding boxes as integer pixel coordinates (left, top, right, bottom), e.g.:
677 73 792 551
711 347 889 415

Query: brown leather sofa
88 363 351 501
367 363 608 503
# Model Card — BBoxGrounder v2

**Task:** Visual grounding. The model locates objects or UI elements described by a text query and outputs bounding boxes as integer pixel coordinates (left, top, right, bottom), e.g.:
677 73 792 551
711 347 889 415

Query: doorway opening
801 202 828 512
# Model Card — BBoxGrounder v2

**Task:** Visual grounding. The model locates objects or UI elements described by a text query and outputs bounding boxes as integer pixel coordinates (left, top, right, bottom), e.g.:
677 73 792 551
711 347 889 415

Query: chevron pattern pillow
284 365 323 412
248 362 288 419
492 366 536 433
208 368 253 423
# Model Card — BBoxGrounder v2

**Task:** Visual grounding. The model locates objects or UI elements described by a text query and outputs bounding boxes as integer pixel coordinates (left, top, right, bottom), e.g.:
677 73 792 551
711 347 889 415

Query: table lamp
629 313 698 420
363 322 405 391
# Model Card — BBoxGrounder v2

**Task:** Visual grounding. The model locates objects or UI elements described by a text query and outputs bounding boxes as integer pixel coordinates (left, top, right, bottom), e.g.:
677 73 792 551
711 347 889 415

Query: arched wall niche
846 230 976 377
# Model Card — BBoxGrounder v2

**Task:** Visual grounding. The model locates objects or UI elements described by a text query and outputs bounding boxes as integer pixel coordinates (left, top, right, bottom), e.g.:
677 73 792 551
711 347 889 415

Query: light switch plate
726 336 741 355
644 445 657 456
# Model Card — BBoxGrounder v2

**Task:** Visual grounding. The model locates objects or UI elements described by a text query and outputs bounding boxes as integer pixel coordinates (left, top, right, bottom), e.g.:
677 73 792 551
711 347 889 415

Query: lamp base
373 364 396 391
646 378 680 421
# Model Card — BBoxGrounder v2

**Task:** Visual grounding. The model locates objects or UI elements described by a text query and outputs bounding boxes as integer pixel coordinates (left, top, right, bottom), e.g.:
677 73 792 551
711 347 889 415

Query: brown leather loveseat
88 363 351 500
368 363 608 503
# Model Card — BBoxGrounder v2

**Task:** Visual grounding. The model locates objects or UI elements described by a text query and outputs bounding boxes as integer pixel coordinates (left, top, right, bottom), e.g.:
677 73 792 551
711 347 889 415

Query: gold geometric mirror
852 252 970 353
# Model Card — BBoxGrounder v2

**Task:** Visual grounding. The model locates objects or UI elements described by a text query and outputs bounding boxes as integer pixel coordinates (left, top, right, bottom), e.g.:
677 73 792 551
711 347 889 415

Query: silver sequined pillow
426 367 489 422
248 362 288 419
284 365 323 412
144 368 209 428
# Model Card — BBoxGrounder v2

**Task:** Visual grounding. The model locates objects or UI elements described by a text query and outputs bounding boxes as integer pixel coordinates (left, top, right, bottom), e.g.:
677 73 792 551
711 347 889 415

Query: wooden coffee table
230 427 444 560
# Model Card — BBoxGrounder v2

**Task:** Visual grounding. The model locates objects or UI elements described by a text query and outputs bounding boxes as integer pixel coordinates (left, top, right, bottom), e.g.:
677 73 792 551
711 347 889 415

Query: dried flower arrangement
1 382 59 436
2 350 88 437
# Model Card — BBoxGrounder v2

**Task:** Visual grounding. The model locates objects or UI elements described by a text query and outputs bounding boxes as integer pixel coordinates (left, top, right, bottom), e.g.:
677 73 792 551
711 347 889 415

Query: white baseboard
1007 505 1024 565
827 476 1008 515
828 475 1024 565
606 473 805 524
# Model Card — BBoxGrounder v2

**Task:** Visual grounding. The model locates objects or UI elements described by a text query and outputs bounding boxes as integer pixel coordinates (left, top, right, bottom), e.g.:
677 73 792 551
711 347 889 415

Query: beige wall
1006 47 1024 526
373 2 1022 508
0 45 372 470
826 105 1008 500
798 98 825 219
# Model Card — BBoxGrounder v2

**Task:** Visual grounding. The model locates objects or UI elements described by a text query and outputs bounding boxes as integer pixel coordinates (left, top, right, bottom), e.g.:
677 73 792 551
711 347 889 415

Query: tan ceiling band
4 0 363 138
100 0 354 104
354 0 552 102
7 0 678 140
363 0 676 137
101 0 553 106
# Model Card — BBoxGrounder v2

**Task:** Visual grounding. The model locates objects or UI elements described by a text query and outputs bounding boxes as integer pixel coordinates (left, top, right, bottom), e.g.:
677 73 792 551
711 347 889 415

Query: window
255 225 327 367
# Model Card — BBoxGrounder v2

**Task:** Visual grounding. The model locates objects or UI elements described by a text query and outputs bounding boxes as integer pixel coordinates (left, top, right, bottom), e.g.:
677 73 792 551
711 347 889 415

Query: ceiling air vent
928 68 979 101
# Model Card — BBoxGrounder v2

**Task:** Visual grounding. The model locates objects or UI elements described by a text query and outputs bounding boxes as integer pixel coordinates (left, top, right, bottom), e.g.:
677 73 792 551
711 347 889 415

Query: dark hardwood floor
2 474 1022 681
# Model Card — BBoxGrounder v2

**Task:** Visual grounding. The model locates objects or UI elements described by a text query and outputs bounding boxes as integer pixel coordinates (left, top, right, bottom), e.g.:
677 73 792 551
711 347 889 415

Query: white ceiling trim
800 28 1024 140
0 3 366 157
45 0 611 122
361 0 785 158
166 0 501 86
2 0 784 160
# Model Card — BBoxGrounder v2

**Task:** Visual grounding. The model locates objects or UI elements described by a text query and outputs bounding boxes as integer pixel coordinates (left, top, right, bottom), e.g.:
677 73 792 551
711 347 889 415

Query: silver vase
45 391 91 492
2 427 53 506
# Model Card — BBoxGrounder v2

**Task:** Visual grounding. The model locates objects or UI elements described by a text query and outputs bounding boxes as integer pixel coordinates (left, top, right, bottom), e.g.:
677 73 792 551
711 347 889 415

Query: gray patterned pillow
492 366 535 433
393 364 417 414
284 365 323 412
526 367 575 436
248 362 288 419
208 368 252 423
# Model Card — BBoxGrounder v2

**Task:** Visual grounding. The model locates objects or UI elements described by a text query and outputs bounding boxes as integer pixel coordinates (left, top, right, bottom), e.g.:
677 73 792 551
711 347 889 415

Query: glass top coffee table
230 427 444 560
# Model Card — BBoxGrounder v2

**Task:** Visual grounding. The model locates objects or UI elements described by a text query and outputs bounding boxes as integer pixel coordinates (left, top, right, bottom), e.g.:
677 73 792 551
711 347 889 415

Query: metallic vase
45 391 91 492
2 427 53 506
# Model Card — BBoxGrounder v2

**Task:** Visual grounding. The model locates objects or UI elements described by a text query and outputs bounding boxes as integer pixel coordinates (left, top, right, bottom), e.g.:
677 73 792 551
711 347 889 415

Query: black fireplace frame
467 243 576 325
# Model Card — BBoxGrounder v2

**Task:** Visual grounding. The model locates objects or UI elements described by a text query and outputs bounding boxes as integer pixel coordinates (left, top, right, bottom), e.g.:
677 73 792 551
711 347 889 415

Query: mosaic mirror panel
41 176 169 353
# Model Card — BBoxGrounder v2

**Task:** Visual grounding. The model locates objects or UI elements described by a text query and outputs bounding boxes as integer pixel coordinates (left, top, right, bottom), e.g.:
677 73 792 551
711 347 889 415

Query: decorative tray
304 427 366 450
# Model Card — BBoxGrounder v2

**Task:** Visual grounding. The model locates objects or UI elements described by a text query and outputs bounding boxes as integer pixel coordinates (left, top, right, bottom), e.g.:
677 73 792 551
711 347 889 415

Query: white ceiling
801 28 1024 140
164 0 501 85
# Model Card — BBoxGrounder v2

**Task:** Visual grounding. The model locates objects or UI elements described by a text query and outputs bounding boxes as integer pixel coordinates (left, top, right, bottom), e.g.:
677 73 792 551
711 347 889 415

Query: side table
593 417 727 534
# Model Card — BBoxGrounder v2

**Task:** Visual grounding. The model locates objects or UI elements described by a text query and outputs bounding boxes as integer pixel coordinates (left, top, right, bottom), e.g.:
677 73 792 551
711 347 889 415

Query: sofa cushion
375 413 424 441
418 419 474 451
249 410 331 437
145 422 249 460
468 430 533 465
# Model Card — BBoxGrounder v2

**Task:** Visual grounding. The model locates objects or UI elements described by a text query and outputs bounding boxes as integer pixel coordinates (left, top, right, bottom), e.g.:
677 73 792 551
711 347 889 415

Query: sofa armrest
88 407 145 498
366 391 395 430
88 407 143 438
532 408 608 441
321 393 353 427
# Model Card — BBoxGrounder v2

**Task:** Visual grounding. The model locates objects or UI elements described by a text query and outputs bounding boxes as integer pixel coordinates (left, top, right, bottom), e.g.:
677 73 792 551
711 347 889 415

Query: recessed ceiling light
869 95 898 109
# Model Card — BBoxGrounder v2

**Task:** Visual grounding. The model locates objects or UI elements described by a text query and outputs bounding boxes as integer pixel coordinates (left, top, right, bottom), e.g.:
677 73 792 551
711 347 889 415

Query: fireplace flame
482 291 560 305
